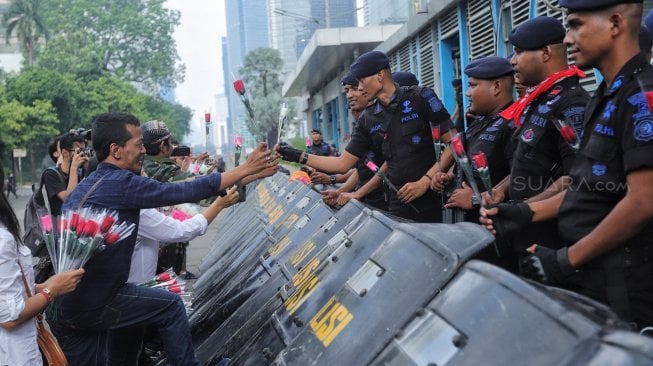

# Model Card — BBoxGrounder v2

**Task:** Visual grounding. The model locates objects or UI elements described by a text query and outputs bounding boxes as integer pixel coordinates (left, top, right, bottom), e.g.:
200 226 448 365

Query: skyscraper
270 0 357 75
223 0 270 148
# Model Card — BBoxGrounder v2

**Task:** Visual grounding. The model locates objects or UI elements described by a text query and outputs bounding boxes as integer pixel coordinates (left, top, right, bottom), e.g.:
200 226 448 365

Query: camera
82 147 95 158
171 146 191 157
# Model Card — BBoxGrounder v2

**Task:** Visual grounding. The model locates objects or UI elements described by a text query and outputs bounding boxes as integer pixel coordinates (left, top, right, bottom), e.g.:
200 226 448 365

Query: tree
5 67 84 132
39 0 184 90
2 0 49 66
239 48 295 144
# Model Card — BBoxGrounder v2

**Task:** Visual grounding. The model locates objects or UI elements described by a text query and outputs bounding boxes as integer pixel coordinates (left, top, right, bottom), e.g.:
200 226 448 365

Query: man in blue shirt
47 112 276 365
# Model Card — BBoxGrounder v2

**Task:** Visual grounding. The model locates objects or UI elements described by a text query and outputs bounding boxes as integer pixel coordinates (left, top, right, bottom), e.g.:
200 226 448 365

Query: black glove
277 142 303 163
490 202 533 238
521 246 575 285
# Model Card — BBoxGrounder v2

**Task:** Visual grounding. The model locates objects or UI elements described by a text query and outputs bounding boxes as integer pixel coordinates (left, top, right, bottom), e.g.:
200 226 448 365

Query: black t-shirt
42 167 68 216
345 85 452 218
509 76 590 201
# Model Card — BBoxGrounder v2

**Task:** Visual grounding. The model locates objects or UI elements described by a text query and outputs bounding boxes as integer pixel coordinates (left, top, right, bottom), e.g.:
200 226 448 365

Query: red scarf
500 65 586 127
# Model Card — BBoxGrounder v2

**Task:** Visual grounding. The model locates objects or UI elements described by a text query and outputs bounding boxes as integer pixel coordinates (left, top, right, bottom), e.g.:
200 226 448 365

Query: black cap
640 26 653 52
560 0 642 12
392 71 419 87
311 128 321 134
142 120 171 145
341 72 358 87
509 16 565 50
464 56 514 79
350 51 390 79
451 78 462 87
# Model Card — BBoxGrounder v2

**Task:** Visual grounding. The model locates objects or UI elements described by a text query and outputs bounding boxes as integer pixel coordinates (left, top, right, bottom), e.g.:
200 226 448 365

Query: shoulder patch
548 85 562 97
609 76 624 94
634 118 653 142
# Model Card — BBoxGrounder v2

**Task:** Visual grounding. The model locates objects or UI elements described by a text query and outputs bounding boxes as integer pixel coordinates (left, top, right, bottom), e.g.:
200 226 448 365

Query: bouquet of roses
41 208 135 273
139 269 187 296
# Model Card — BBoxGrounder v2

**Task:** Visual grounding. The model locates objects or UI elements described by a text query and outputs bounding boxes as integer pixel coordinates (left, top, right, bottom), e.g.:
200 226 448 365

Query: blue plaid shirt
60 163 222 311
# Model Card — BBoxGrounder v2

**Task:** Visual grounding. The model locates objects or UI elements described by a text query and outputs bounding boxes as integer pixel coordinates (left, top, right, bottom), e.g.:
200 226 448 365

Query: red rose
83 220 99 237
100 215 116 234
70 213 80 230
451 136 465 157
168 284 181 294
157 272 171 282
233 79 246 95
559 125 577 143
104 232 121 245
75 218 86 236
431 127 441 141
472 152 487 169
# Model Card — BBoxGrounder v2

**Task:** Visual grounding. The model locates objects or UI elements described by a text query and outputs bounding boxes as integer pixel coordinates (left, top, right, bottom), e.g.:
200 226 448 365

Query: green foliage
2 0 48 65
0 0 193 163
0 98 58 152
5 67 83 132
39 0 184 90
142 95 192 139
239 48 296 143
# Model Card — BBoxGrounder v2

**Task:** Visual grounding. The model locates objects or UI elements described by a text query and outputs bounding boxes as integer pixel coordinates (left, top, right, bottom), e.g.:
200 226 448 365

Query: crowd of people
277 0 653 336
1 0 653 364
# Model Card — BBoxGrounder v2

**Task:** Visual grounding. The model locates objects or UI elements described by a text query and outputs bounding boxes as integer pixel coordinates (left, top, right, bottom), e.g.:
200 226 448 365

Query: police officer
444 57 516 223
483 16 590 264
321 72 387 210
391 71 419 87
308 128 330 156
277 51 454 222
484 0 653 330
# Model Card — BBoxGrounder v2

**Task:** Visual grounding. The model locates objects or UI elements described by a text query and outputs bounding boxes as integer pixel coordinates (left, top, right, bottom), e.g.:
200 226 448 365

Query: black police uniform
558 54 653 328
352 110 387 211
459 109 516 222
509 76 589 253
309 140 331 156
346 84 452 222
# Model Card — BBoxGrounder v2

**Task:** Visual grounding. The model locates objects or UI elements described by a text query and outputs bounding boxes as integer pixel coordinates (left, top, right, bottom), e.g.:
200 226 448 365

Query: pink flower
235 135 243 146
365 161 379 172
171 208 192 222
431 127 441 141
472 152 488 169
40 215 53 232
305 137 312 147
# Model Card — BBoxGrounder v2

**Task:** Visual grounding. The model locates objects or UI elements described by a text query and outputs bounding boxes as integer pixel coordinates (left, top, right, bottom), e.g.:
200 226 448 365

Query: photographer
42 132 88 216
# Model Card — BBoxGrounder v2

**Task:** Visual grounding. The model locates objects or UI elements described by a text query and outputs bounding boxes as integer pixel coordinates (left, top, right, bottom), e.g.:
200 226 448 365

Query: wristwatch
330 175 336 185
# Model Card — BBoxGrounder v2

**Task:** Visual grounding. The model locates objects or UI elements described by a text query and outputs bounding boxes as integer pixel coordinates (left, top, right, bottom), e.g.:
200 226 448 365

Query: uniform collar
373 83 404 115
602 53 649 97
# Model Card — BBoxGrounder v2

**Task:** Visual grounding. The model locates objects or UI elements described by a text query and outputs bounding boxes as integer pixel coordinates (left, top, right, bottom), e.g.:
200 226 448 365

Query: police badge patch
411 135 421 144
634 118 653 142
592 162 607 176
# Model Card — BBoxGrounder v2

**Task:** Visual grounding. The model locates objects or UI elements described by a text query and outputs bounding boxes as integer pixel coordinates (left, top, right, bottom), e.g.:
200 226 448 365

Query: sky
165 0 227 145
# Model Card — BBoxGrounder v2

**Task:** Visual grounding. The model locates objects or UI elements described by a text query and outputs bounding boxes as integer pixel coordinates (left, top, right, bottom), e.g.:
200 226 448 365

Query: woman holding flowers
0 192 84 365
